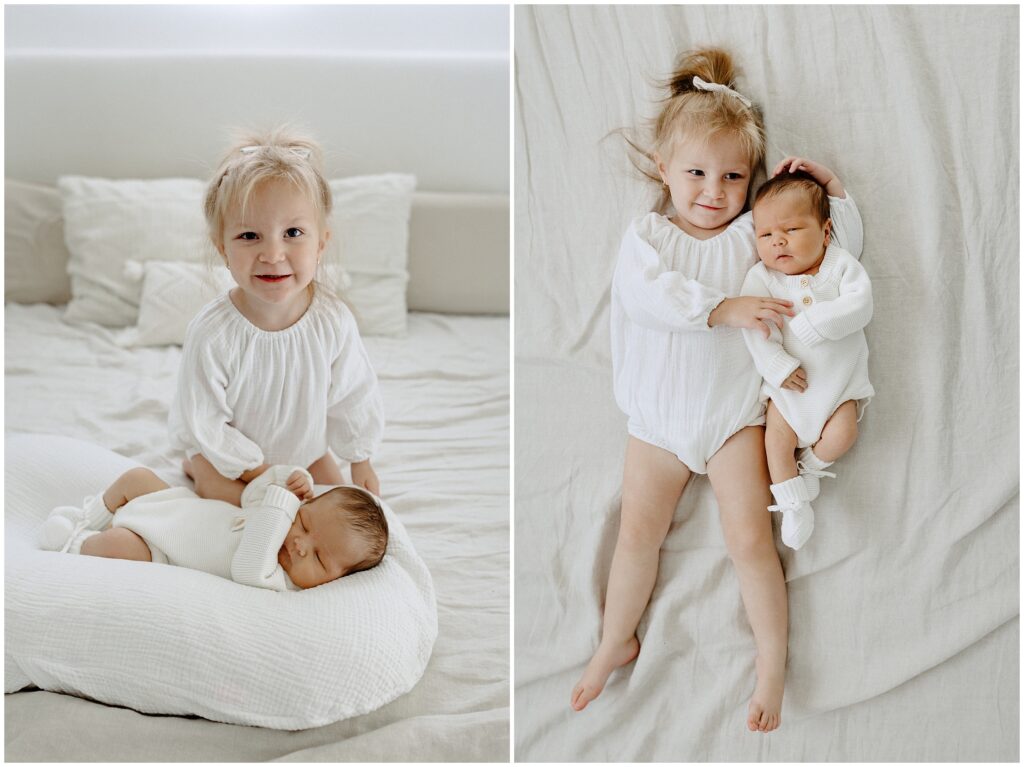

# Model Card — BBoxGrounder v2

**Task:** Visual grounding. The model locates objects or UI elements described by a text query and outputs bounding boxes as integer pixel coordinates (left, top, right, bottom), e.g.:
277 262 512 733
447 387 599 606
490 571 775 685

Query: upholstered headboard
5 52 509 314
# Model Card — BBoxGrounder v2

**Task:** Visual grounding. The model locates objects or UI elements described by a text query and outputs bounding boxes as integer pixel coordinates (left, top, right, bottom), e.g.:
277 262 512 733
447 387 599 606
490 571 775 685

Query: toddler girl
742 169 873 549
571 49 862 733
37 465 389 591
169 127 384 506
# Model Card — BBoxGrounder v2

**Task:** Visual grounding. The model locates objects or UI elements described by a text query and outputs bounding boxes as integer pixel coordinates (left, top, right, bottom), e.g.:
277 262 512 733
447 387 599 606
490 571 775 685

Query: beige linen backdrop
514 5 1018 761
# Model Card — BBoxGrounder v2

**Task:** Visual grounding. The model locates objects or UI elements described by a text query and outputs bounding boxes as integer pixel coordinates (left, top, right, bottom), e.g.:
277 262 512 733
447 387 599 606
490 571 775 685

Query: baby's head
631 48 766 234
752 170 832 276
204 127 333 304
277 485 389 590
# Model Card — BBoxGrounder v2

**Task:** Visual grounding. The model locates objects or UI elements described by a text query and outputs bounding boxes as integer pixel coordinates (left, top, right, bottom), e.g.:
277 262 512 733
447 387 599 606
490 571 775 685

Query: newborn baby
38 465 388 590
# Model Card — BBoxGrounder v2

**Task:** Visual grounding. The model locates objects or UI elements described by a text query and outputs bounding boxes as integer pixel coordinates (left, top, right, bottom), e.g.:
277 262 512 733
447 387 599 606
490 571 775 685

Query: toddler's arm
740 267 803 389
788 253 873 348
326 306 385 483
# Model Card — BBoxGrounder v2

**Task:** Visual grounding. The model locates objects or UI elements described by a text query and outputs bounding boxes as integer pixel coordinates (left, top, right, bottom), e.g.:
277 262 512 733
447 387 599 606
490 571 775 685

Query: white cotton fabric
611 195 862 473
5 434 438 730
110 467 312 591
742 245 875 447
168 289 384 479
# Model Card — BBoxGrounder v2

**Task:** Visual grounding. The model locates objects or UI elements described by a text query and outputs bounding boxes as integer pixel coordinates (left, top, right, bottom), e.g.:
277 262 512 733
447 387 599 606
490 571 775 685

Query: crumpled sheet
514 5 1018 761
4 305 509 762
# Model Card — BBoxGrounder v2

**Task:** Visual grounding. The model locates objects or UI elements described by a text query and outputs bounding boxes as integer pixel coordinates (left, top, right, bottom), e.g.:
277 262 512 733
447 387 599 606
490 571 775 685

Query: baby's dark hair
753 170 830 226
323 486 389 575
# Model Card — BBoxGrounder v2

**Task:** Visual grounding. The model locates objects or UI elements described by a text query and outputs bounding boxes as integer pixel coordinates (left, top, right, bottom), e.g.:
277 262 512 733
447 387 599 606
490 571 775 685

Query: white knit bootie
796 447 836 501
37 494 112 554
769 476 815 550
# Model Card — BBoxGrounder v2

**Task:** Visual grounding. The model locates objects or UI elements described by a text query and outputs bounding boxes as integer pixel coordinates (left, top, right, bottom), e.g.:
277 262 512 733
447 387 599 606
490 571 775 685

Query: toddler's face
656 132 751 239
278 495 371 589
753 189 831 275
218 178 328 314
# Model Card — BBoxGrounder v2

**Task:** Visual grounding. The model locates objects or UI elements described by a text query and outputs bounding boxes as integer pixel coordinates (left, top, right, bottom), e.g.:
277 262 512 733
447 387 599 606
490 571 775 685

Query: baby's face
753 189 831 275
277 495 370 589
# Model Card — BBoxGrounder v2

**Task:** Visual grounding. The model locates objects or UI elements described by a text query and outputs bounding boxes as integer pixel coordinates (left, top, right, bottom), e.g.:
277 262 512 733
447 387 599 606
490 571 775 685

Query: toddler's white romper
741 244 874 448
168 289 384 480
611 195 862 473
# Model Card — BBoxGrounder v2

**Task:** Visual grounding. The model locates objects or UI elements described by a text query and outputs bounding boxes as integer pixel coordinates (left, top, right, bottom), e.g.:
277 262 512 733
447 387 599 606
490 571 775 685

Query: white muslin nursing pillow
4 434 437 730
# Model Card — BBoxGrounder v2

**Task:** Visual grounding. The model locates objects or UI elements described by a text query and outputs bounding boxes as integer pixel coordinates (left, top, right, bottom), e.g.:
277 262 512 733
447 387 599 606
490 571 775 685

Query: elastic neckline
224 287 323 337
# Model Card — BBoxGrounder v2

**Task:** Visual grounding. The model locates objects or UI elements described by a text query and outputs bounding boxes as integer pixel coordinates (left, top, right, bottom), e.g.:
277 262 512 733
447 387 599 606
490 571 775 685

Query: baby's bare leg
308 453 344 485
80 527 152 562
188 453 245 505
811 400 859 463
571 436 691 711
707 426 787 734
103 467 170 513
764 401 799 485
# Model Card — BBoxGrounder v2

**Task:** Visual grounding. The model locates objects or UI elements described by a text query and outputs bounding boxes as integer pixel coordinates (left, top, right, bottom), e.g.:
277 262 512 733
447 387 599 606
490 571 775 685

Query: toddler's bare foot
570 636 640 711
747 655 785 732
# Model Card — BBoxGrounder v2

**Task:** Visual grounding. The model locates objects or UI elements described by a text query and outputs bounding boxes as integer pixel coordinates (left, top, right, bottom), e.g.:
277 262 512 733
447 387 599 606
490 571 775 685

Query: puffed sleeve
326 305 385 463
232 484 299 592
789 250 874 347
740 266 802 388
612 223 727 333
168 321 264 480
827 193 863 261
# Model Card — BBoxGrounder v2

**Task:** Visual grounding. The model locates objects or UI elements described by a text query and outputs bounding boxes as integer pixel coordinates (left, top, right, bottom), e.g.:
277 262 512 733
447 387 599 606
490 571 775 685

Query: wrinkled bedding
5 304 509 761
514 5 1018 761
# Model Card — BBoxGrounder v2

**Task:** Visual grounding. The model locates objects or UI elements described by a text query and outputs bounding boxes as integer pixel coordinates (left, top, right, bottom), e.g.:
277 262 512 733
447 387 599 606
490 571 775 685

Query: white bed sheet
4 304 509 762
514 5 1018 761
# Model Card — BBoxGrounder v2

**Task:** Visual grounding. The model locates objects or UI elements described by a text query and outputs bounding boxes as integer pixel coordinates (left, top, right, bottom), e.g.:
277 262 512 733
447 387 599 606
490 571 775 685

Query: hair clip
692 76 752 108
240 145 312 159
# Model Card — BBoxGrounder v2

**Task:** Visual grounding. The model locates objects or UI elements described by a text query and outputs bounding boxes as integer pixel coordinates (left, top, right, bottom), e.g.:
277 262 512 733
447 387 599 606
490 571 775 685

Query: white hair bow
240 145 312 159
692 76 752 108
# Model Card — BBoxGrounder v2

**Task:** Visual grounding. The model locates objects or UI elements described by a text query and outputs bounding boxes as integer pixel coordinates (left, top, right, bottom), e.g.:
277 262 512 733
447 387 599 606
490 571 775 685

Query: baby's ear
823 218 832 246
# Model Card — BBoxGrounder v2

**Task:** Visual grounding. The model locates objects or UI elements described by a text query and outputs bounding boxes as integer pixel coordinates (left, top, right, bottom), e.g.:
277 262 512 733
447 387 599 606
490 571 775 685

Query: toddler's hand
781 367 808 393
351 460 380 496
285 470 313 501
709 297 795 338
772 156 844 197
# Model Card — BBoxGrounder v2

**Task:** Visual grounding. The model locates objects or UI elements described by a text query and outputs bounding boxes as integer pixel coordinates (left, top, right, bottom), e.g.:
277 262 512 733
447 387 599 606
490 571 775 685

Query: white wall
5 4 508 55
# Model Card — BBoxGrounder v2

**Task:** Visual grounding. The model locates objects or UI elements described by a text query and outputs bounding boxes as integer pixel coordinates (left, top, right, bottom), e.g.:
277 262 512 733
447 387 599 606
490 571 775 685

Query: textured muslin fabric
515 4 1018 762
5 434 437 730
168 289 384 479
742 245 875 447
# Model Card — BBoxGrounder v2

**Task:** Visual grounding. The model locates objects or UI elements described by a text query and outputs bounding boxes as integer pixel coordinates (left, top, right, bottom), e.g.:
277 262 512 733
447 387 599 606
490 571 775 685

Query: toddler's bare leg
764 400 799 485
571 436 691 711
707 426 787 733
80 527 152 562
188 453 245 505
811 400 859 463
308 453 345 485
103 467 170 513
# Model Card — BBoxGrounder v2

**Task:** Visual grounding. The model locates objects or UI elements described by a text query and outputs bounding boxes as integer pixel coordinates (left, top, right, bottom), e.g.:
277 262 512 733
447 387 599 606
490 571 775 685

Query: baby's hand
781 367 808 393
772 156 845 198
709 296 795 338
285 470 313 501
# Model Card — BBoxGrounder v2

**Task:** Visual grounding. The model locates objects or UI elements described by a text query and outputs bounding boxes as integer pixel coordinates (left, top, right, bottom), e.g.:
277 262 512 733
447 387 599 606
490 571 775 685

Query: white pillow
57 173 415 336
5 433 438 730
116 260 353 348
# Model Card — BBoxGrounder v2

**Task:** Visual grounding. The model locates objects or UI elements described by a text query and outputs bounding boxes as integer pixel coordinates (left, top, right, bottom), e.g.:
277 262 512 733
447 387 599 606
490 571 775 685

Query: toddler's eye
239 232 258 240
725 173 744 180
687 169 705 177
285 227 303 238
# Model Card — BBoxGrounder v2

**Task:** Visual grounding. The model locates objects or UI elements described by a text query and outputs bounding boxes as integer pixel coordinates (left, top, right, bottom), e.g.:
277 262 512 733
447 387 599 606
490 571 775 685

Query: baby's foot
747 656 785 733
570 636 640 711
